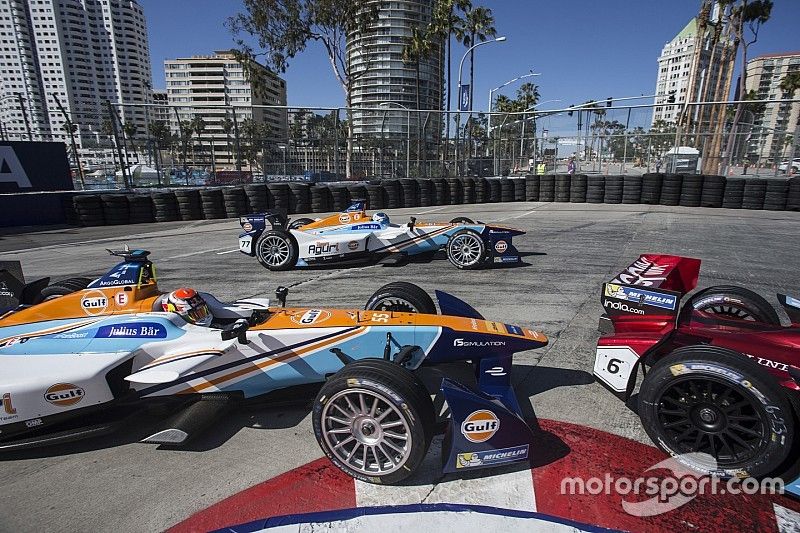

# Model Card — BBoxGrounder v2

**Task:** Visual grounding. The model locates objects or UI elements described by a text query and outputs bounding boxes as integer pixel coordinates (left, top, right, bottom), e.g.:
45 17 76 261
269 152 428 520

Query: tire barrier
722 177 745 209
569 174 587 203
554 174 571 202
586 175 605 204
199 188 225 220
604 175 623 204
700 175 725 208
58 174 799 228
525 175 540 201
742 178 766 210
151 191 179 222
640 173 663 205
127 194 154 224
223 187 248 218
175 189 203 220
659 174 682 206
622 175 642 204
100 194 130 226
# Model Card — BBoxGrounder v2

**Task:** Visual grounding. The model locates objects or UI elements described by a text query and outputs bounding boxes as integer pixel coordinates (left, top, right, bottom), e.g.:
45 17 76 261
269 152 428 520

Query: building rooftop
749 51 800 61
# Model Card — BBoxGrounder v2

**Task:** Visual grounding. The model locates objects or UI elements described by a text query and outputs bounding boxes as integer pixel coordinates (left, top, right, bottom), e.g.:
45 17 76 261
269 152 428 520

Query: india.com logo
560 453 784 517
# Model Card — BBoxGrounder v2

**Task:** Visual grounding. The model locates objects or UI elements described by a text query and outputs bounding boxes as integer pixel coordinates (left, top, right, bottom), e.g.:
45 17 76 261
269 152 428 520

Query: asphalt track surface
0 202 798 532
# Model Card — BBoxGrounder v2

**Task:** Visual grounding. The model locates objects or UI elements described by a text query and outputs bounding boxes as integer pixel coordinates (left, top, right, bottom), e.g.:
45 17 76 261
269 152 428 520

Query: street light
487 71 541 160
455 36 507 174
379 102 411 177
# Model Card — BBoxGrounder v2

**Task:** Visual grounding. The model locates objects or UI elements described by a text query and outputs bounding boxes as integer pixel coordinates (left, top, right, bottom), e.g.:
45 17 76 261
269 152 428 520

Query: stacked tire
73 195 104 226
604 175 623 204
554 175 571 202
417 179 433 207
329 185 350 211
289 182 311 214
679 174 703 207
742 178 766 210
128 195 154 224
462 177 476 204
366 184 386 210
570 174 587 203
175 189 203 220
382 180 403 209
347 184 367 207
641 173 663 205
268 183 290 212
244 184 270 213
474 177 489 203
787 177 800 211
539 175 555 202
223 187 248 218
586 175 605 203
762 179 787 211
311 185 332 213
512 177 526 202
499 178 514 202
151 192 179 222
447 177 463 204
400 179 419 208
700 175 725 208
525 175 540 201
722 177 745 209
659 174 682 206
100 194 130 225
432 178 448 205
200 188 225 219
622 175 642 204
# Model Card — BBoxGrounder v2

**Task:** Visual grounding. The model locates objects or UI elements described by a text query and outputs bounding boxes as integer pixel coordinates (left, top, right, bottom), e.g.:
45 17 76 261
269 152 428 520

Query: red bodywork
598 254 800 395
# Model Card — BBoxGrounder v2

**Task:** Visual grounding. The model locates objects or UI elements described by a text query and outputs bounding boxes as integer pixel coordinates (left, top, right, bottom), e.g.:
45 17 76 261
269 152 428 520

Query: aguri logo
460 410 499 442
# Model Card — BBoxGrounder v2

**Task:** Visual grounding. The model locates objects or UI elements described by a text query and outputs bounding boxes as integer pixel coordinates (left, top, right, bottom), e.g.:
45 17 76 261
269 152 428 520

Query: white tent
115 164 159 180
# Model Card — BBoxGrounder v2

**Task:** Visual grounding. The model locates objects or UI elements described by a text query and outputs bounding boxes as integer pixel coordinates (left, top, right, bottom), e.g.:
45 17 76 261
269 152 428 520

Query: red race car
593 254 799 492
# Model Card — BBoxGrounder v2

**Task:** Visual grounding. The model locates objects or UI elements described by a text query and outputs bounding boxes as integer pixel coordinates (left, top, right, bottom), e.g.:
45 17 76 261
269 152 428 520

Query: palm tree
403 26 435 175
190 116 207 169
221 116 235 167
461 5 496 112
780 72 800 96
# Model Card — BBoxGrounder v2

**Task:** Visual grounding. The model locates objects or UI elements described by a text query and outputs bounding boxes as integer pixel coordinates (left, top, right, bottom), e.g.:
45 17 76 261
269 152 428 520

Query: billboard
0 142 73 193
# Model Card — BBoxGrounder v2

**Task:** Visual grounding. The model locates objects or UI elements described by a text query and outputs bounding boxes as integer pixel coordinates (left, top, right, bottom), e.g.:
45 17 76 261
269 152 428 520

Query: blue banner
459 84 471 112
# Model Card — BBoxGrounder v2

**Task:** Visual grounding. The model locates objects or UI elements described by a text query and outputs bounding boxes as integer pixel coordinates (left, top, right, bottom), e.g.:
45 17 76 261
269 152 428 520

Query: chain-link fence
2 99 797 190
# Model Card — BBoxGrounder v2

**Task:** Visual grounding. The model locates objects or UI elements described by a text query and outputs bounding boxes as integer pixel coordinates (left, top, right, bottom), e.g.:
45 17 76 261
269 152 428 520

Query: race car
237 200 524 271
593 254 800 496
0 249 547 484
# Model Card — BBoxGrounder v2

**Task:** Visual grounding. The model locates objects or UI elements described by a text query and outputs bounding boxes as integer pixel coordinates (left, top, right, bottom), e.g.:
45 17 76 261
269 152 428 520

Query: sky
140 0 800 132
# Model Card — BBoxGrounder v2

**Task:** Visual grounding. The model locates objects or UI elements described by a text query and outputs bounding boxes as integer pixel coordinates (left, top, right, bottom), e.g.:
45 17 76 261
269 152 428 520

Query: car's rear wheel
288 217 314 230
638 345 794 478
446 229 486 270
364 282 436 314
255 230 298 271
684 285 780 325
313 358 435 484
450 216 474 224
35 277 93 303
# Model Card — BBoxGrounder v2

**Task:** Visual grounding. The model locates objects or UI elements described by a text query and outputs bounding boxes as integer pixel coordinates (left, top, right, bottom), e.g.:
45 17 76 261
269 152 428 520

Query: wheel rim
698 303 759 321
655 376 769 465
370 297 419 313
321 388 412 476
449 233 482 267
258 235 291 266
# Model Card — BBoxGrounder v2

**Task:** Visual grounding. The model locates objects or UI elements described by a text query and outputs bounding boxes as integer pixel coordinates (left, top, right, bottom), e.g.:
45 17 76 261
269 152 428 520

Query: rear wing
609 254 700 294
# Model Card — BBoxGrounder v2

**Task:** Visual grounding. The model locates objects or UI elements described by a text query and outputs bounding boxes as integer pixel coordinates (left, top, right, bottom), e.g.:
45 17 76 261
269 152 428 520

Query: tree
221 116 236 167
780 72 800 96
649 119 677 157
460 5 496 111
147 120 171 181
228 0 379 179
190 116 207 168
403 26 436 175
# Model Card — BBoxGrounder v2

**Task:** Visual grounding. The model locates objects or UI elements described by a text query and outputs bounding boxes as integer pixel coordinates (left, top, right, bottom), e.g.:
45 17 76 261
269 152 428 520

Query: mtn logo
0 146 32 188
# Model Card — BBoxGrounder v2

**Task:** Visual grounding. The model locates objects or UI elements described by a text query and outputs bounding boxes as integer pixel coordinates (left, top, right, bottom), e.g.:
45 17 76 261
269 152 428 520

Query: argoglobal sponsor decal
456 444 528 469
604 299 645 315
604 284 677 310
291 309 331 325
95 323 168 339
460 410 499 443
611 256 669 287
80 290 108 315
44 383 85 407
454 338 506 347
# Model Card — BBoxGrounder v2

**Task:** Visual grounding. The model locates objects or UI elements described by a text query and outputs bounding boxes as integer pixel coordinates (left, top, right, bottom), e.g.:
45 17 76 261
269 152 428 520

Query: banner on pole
459 84 471 112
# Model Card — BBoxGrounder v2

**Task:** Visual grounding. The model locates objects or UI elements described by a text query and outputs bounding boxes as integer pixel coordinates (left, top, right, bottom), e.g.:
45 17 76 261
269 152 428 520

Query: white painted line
498 208 542 222
163 247 232 260
216 249 240 255
415 206 448 215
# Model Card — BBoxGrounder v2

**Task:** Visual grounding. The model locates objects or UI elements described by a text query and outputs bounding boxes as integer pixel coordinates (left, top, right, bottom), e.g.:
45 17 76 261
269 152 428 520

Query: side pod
440 378 534 474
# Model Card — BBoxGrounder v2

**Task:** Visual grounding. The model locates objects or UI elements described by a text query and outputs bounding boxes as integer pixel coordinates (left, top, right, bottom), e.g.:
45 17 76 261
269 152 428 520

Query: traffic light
606 97 612 108
667 91 676 104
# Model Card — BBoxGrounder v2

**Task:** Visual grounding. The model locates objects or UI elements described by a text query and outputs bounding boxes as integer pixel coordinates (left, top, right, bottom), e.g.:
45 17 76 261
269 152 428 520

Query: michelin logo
604 283 677 311
456 444 529 469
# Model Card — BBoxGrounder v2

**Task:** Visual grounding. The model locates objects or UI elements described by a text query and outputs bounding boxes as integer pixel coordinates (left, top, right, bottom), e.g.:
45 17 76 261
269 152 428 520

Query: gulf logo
494 240 508 253
44 383 85 407
339 213 350 224
460 409 499 443
290 309 332 326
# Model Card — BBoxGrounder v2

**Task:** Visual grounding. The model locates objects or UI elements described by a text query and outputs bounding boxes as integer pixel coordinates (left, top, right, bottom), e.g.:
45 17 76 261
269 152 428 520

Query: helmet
372 212 390 225
162 288 211 326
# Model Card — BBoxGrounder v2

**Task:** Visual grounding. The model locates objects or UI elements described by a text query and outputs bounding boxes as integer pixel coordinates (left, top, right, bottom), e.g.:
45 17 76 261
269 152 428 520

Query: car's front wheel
364 282 436 314
446 229 487 270
683 285 781 325
255 230 298 271
638 345 794 478
313 358 435 484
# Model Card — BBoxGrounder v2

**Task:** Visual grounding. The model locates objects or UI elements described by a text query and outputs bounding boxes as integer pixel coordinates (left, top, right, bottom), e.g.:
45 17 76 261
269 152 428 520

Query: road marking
498 208 543 222
216 249 240 255
163 247 232 260
415 206 448 215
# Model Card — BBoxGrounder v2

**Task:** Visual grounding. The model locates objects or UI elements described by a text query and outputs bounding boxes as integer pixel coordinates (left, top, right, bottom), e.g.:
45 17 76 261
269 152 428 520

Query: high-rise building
346 0 444 141
651 13 731 126
0 0 152 149
164 50 287 167
743 52 800 164
151 89 171 125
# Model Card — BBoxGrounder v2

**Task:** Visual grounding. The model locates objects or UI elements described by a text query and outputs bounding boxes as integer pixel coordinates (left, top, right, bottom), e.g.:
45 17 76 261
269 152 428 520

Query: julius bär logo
44 383 85 407
460 410 499 442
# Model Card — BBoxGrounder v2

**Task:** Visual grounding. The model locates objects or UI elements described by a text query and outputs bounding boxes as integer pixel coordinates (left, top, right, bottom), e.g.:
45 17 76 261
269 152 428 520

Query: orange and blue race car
237 201 525 270
0 249 547 484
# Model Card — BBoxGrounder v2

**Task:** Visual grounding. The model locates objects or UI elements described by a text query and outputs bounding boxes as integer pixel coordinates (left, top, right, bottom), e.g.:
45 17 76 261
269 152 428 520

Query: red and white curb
170 420 800 533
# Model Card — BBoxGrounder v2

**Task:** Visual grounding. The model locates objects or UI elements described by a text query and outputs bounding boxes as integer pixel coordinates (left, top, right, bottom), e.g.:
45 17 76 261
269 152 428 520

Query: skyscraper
0 0 153 148
346 0 444 141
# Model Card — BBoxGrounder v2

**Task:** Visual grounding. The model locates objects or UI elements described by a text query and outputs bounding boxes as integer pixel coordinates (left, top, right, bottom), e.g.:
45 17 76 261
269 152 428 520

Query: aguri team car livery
0 249 547 484
594 254 800 497
238 201 524 271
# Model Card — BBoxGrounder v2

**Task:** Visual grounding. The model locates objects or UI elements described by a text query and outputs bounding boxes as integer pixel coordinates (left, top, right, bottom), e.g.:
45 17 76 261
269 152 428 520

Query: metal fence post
107 101 130 189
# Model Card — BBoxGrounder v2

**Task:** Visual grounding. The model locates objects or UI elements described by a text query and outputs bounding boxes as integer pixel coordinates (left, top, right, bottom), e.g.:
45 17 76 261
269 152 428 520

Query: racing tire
638 345 794 478
313 358 435 485
365 282 436 314
683 285 781 325
446 229 487 270
287 217 314 230
449 217 474 224
36 277 93 303
254 230 298 271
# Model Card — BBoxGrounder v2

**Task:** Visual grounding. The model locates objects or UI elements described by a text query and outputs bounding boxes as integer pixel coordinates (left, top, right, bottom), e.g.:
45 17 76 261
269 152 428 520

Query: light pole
379 102 410 177
487 71 540 156
455 36 506 175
